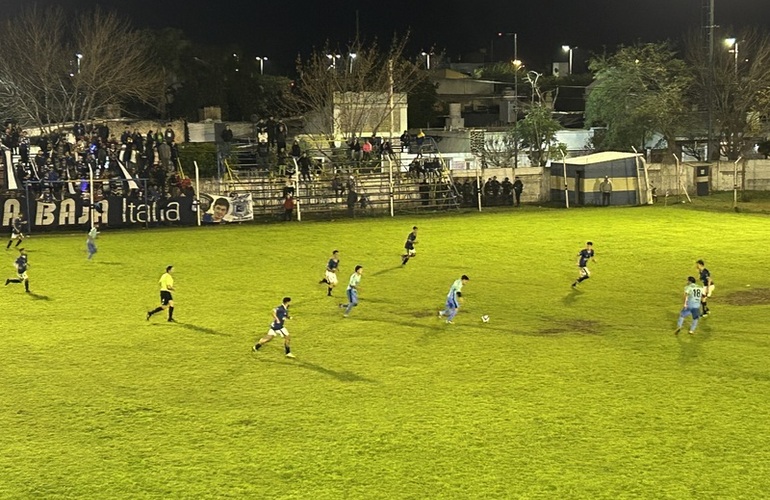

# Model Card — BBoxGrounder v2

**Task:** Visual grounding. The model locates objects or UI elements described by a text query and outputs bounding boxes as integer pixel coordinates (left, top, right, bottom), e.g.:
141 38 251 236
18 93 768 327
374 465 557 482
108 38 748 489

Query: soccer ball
481 315 490 323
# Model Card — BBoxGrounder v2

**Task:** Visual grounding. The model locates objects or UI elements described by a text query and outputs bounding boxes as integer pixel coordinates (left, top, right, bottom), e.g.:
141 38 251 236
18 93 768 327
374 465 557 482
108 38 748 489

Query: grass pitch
2 203 770 499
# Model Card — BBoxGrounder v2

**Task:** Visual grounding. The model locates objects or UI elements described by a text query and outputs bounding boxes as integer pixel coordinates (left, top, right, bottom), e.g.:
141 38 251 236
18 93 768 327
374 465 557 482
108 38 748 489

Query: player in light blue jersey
340 265 363 317
674 276 703 335
438 274 469 324
86 223 99 260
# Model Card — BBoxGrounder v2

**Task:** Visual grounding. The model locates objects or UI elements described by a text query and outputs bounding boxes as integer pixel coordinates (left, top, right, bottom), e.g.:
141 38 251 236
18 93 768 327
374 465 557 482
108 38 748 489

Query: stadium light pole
326 53 341 70
255 56 268 75
348 53 357 73
561 45 574 75
724 38 738 76
421 51 432 70
76 53 83 74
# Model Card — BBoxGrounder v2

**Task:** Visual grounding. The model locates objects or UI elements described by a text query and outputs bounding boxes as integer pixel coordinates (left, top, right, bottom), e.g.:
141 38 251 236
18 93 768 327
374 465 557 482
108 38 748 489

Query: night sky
2 0 769 73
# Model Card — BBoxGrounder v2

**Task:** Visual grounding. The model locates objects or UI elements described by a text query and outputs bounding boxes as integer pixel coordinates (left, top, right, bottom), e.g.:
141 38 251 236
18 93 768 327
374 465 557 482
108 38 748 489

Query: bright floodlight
562 45 571 52
725 37 737 47
76 53 83 59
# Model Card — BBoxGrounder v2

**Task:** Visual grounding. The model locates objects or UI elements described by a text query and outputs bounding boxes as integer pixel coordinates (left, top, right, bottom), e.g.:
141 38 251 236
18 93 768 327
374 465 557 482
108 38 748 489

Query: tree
585 42 691 153
0 6 164 130
515 72 565 167
687 28 770 160
290 35 427 154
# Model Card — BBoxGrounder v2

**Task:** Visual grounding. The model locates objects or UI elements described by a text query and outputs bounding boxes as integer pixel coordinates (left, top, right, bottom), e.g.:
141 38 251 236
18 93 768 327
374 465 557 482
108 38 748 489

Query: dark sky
2 0 769 73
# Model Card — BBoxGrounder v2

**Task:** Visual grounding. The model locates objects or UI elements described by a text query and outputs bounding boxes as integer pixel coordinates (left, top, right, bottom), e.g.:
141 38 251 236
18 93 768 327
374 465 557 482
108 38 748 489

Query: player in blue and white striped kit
438 275 469 324
674 276 703 335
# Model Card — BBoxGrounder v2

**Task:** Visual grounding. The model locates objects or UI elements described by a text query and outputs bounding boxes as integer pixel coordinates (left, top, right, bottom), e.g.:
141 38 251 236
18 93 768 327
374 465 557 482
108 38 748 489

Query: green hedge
178 143 218 178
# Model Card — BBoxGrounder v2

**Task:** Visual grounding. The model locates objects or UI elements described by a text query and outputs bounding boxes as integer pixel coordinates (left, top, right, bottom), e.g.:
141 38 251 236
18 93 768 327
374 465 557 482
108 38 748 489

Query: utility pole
513 33 519 170
704 0 715 161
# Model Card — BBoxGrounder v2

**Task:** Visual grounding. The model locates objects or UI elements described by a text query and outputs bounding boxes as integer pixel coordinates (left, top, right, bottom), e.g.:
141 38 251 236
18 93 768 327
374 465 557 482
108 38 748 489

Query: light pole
255 56 268 75
725 38 738 76
76 53 83 74
348 53 357 73
561 45 574 75
326 53 341 70
512 33 521 170
421 51 432 70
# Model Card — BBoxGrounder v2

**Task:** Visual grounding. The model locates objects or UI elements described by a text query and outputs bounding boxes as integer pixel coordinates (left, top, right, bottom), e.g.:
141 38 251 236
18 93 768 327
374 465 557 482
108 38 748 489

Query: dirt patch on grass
538 319 603 335
723 288 770 306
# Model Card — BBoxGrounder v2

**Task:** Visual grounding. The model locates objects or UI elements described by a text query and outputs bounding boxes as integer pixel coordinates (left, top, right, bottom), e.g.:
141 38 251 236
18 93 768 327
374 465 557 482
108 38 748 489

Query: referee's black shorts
160 291 173 305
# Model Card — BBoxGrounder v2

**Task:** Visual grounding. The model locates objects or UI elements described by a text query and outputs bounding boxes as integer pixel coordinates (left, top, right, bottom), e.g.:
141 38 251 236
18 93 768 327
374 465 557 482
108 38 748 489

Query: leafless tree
291 34 427 157
687 28 770 160
0 6 165 132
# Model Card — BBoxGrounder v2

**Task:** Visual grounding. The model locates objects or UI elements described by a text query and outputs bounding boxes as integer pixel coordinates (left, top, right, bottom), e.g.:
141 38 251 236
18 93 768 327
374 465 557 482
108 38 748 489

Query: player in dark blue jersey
5 247 30 293
252 297 295 358
572 241 597 288
6 213 26 250
319 250 340 296
401 226 418 266
696 259 714 317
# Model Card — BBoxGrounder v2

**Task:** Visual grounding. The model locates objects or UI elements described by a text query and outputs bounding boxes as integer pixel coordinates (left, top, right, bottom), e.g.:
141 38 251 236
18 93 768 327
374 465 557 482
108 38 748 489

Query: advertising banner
0 195 196 231
199 192 253 224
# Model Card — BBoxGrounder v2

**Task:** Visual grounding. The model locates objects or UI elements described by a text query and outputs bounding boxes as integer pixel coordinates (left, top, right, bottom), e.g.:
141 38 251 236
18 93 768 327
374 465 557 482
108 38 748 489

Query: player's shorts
160 290 173 305
579 266 590 277
10 231 22 240
325 270 338 286
267 327 289 338
703 284 715 298
680 307 701 320
17 271 28 280
87 242 97 253
445 297 459 310
404 247 416 256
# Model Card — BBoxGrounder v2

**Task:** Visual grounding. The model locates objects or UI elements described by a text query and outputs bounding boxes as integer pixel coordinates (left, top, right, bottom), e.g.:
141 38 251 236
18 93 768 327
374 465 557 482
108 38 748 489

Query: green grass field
2 203 770 499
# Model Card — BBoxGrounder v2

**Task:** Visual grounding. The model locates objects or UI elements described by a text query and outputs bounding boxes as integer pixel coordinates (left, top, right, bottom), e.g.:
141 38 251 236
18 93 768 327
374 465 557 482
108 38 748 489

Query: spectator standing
299 153 313 183
513 176 524 207
283 194 295 221
600 176 613 206
501 177 514 206
164 124 175 145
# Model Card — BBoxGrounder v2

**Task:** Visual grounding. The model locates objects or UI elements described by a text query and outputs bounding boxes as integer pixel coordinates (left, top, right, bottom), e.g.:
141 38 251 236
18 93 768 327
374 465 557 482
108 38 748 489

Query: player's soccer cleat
285 353 296 359
445 320 453 324
571 283 577 289
673 327 681 335
4 279 8 286
146 312 151 320
167 318 176 323
688 331 695 335
701 312 709 318
343 314 349 318
252 345 259 352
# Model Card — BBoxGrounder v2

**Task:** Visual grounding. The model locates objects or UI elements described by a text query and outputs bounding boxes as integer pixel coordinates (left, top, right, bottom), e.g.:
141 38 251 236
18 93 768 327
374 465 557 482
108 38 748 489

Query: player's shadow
677 325 712 364
562 288 583 306
27 292 51 301
370 266 402 277
156 321 231 336
178 322 231 336
258 357 377 383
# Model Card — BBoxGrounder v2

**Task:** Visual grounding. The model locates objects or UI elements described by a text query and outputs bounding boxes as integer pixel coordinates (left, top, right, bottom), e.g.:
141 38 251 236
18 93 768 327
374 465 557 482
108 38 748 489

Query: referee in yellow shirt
146 265 176 322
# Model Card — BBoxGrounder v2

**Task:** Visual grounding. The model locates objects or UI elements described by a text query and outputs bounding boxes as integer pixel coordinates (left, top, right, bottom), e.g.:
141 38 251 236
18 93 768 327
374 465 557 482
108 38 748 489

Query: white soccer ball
481 315 490 323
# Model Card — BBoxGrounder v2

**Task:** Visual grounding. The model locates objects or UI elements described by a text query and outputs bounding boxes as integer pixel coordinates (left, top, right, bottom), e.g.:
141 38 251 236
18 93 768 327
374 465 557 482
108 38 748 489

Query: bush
177 143 218 178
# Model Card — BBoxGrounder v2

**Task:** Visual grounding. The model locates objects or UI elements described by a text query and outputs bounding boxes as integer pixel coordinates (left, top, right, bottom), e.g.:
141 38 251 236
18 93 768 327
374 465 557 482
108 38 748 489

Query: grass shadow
257 357 377 383
94 261 126 266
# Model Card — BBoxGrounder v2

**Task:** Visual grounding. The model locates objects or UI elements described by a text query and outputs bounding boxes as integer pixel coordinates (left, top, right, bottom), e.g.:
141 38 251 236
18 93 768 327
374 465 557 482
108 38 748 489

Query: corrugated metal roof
564 151 640 165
